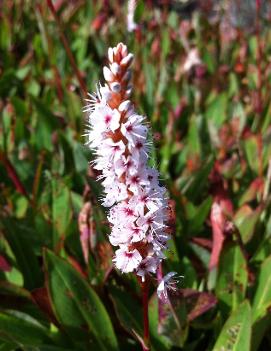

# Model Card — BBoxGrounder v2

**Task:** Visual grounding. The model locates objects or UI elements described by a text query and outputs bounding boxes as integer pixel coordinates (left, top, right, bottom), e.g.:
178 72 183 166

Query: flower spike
85 43 178 295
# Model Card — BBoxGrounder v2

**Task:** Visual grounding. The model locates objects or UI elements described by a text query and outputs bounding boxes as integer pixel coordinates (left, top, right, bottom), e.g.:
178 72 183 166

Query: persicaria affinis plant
84 42 179 300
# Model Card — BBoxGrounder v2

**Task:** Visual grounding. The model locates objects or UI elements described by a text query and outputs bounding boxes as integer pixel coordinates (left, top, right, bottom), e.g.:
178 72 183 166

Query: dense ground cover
1 1 271 350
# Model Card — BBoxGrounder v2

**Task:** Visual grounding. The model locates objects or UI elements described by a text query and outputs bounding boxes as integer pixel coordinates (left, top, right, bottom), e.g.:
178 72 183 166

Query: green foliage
212 300 251 351
1 0 271 350
45 251 118 350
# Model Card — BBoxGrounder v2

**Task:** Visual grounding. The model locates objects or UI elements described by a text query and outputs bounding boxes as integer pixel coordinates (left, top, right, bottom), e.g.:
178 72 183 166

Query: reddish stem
0 152 29 199
46 0 88 97
142 280 150 351
255 0 263 116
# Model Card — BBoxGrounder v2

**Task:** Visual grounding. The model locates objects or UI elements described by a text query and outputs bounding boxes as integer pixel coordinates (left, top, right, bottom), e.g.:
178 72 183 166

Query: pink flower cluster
85 43 171 282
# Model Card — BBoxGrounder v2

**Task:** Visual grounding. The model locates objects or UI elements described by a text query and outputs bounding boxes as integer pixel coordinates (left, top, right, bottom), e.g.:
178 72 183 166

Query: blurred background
1 0 271 350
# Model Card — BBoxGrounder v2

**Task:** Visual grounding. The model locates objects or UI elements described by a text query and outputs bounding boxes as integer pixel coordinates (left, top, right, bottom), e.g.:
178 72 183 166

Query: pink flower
113 248 142 273
84 42 178 290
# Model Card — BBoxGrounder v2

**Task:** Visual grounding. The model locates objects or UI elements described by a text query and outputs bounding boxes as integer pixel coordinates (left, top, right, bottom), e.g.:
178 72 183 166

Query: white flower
157 272 183 301
113 248 142 273
137 257 158 282
98 139 126 162
91 105 120 132
120 114 148 146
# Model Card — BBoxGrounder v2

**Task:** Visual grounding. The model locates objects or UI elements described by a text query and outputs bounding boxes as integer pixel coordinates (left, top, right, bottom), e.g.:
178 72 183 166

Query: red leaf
180 289 217 322
0 255 11 272
91 13 107 32
31 287 58 325
78 201 96 264
190 237 212 251
209 202 225 270
240 177 264 205
0 152 29 198
209 164 234 270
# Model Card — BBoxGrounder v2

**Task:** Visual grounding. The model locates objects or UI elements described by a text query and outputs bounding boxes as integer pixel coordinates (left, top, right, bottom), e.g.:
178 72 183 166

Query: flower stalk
142 280 150 350
85 43 178 349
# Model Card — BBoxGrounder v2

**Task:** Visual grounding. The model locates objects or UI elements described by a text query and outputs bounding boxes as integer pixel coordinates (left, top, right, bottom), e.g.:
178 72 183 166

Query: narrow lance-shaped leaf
44 250 118 351
251 255 271 350
216 242 248 314
0 310 52 347
3 218 43 290
212 300 252 351
51 178 72 247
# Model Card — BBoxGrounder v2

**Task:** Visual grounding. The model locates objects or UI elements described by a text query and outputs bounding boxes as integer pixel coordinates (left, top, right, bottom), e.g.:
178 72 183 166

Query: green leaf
109 284 142 335
187 196 212 234
243 136 260 175
151 292 188 348
72 142 89 174
110 285 170 350
134 0 145 22
3 219 43 290
234 205 261 244
205 93 228 128
0 281 31 299
0 69 18 97
0 310 51 347
202 49 216 73
216 243 248 313
51 178 72 247
44 250 118 351
180 156 214 201
32 97 59 152
251 315 271 351
0 340 17 351
148 294 172 351
252 255 271 322
212 300 251 351
25 347 74 351
187 115 201 157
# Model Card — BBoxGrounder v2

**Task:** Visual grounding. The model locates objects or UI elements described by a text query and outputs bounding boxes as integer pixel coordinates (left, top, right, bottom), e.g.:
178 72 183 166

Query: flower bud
110 82 121 93
122 70 132 83
110 62 121 75
120 53 134 66
119 100 131 112
108 47 114 63
103 66 114 82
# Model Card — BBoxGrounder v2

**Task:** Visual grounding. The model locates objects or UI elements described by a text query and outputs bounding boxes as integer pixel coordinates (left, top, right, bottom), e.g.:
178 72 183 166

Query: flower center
104 114 112 124
126 124 133 132
124 207 134 216
135 141 143 149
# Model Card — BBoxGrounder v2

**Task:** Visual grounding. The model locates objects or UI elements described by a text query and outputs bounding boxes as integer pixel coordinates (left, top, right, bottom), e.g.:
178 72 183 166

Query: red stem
46 0 88 97
255 0 263 116
0 152 29 200
142 280 150 351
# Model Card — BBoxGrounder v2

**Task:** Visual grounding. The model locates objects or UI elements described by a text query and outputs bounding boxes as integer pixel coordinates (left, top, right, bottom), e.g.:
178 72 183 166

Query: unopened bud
103 66 114 82
125 88 132 98
113 47 118 56
110 82 121 93
108 47 114 63
120 53 134 66
121 45 128 57
122 70 132 83
110 62 120 75
119 100 131 112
